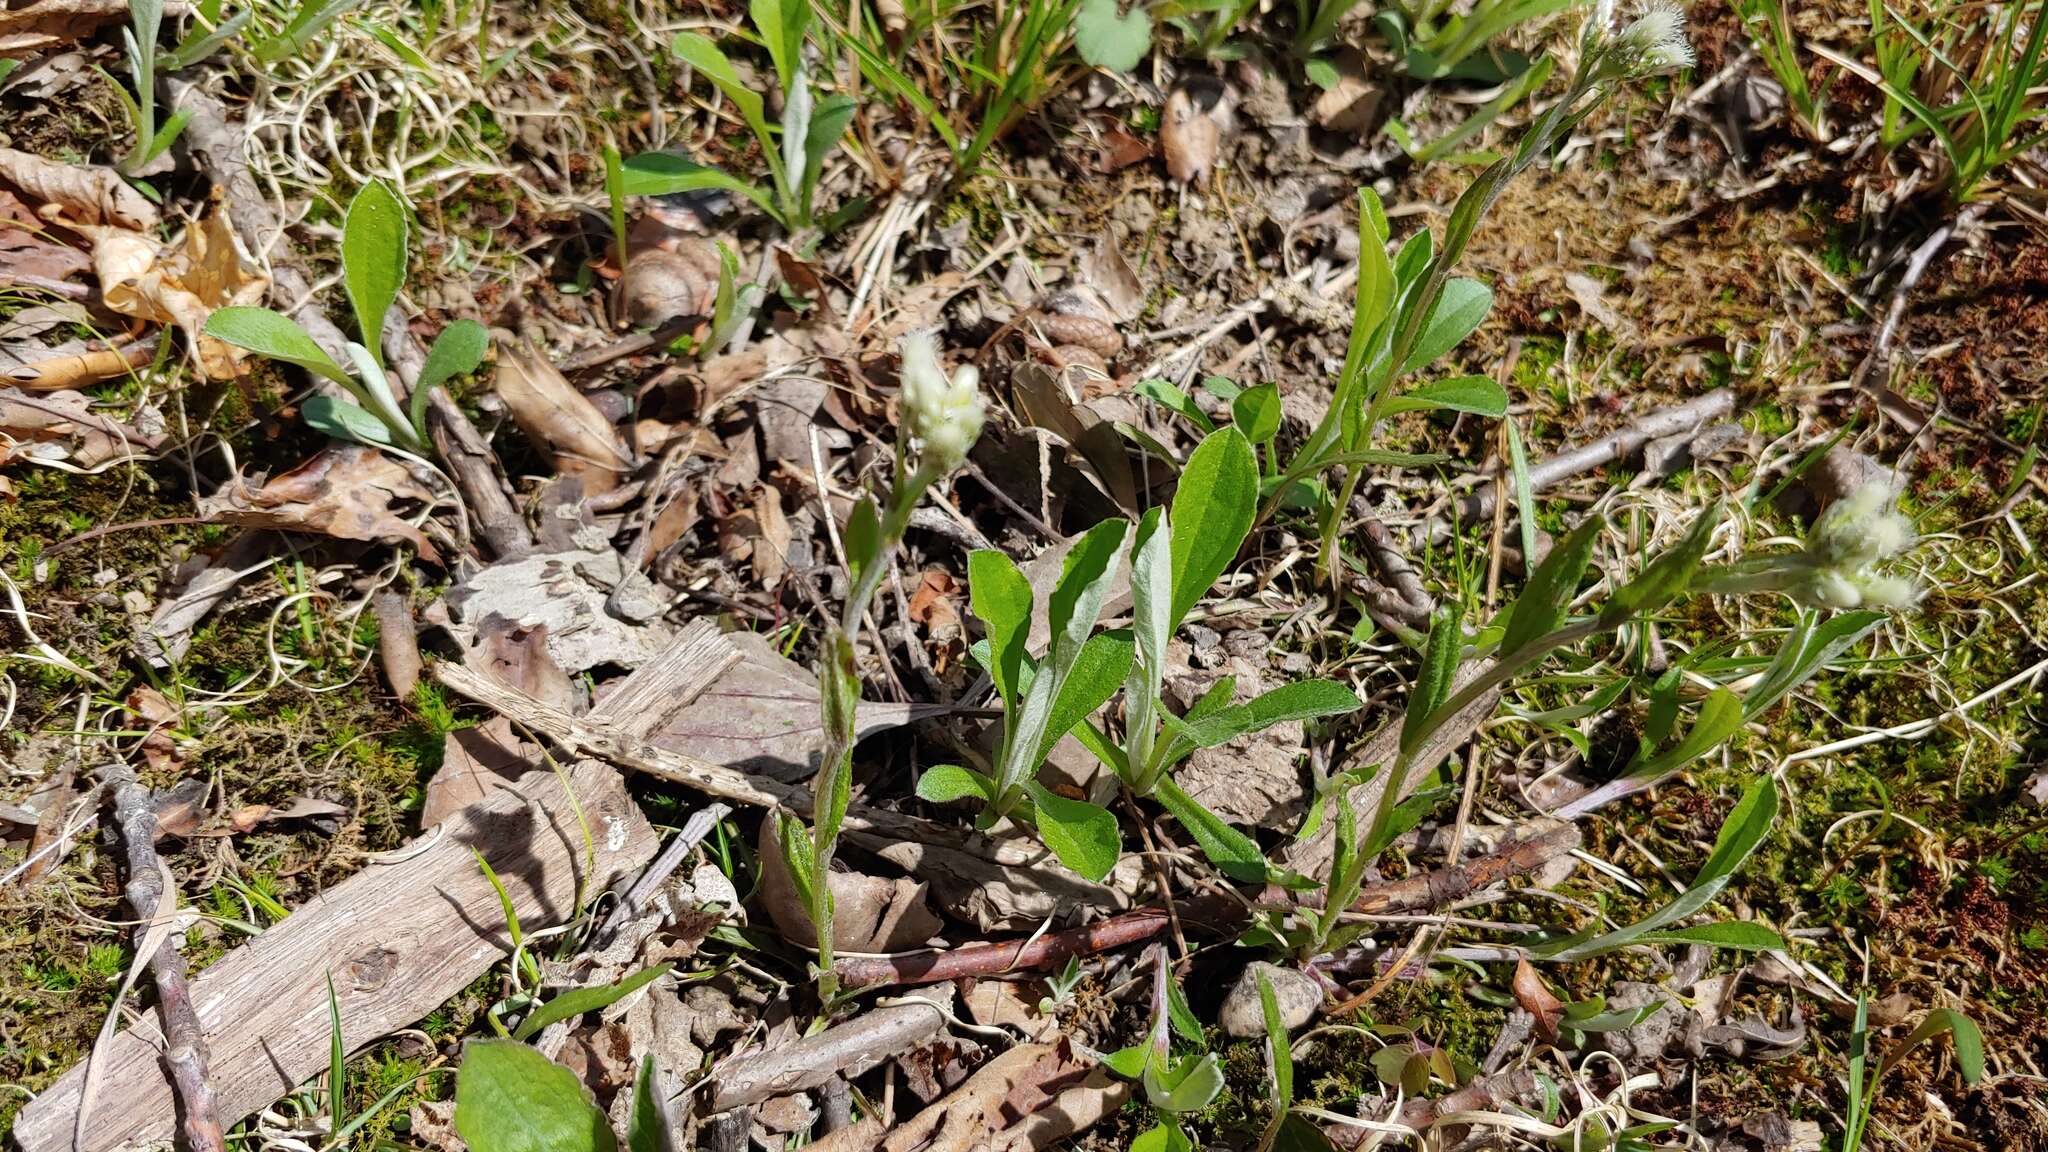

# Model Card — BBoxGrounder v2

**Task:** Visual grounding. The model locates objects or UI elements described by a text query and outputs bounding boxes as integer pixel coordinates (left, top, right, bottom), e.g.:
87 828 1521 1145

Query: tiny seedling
620 0 855 231
1099 959 1225 1152
205 180 489 454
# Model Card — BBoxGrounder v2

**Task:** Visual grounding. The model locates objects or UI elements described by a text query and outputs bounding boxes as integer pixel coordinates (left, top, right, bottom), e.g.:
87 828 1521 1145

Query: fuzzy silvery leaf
302 395 394 447
1500 516 1603 656
998 519 1126 796
915 764 998 805
618 153 777 217
1381 375 1508 418
1033 630 1134 771
1399 605 1464 755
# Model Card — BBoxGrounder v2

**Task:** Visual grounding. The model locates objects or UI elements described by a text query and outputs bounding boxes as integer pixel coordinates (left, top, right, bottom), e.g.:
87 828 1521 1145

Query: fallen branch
709 988 953 1111
99 765 225 1152
1457 389 1735 521
837 822 1577 989
372 589 421 698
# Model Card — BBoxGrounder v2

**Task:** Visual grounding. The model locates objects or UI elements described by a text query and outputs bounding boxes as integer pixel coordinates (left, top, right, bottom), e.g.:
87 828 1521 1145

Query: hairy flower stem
807 465 935 1003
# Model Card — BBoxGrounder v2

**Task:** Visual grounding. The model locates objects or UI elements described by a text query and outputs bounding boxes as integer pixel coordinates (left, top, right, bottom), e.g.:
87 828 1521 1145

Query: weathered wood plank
13 760 656 1152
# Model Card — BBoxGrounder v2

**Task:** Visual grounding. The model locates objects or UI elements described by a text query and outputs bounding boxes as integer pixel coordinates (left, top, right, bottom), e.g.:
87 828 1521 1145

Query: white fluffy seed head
1811 481 1913 570
1600 0 1694 77
898 330 984 475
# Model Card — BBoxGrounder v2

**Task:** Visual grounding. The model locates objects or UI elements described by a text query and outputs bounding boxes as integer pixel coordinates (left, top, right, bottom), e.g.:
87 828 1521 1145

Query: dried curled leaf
197 443 441 560
0 146 158 231
494 342 633 495
80 199 267 379
1161 87 1220 185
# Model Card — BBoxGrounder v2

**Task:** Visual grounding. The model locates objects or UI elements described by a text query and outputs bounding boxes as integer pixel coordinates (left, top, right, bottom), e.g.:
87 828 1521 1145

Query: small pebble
1218 961 1321 1038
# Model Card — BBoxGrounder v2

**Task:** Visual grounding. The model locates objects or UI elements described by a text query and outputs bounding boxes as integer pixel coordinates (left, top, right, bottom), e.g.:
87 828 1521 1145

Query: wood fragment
804 1039 1126 1152
709 988 953 1111
13 761 655 1152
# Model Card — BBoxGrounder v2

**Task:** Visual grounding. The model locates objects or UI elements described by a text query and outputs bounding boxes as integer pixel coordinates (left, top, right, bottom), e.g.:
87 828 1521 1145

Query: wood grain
13 760 655 1152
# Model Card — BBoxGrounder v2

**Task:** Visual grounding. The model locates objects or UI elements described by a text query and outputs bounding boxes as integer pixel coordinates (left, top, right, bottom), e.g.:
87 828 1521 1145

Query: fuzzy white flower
1597 1 1694 77
898 330 984 475
1796 482 1920 610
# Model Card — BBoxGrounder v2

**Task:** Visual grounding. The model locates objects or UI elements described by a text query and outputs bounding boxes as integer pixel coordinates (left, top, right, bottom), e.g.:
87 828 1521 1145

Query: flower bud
1793 481 1920 611
898 330 984 476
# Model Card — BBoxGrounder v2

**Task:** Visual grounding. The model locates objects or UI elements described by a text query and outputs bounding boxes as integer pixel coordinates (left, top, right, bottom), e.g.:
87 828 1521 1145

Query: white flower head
898 330 984 475
1608 1 1694 76
1794 480 1921 611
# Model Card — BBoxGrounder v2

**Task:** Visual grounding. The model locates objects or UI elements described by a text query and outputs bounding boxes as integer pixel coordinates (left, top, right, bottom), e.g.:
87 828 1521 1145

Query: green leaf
1631 922 1787 951
1743 609 1886 720
772 810 818 918
1160 679 1361 749
1131 1122 1193 1152
915 764 997 805
1500 517 1602 656
1155 776 1267 884
844 495 883 596
1881 1009 1985 1084
1169 427 1257 626
342 180 407 361
1231 384 1282 447
1127 506 1172 756
1134 377 1214 434
411 318 491 433
1399 605 1463 755
1100 1043 1151 1080
303 395 395 447
418 319 490 395
1000 519 1127 795
1036 630 1135 769
627 1055 673 1152
1074 0 1152 71
1503 415 1539 568
513 963 674 1041
748 0 808 93
1601 502 1725 628
617 153 777 217
454 1040 617 1152
1535 775 1778 961
1399 277 1491 374
204 307 352 386
671 33 784 193
968 549 1033 717
1023 782 1121 882
327 972 346 1123
1381 375 1508 418
1257 969 1294 1105
1143 1051 1225 1113
799 95 858 222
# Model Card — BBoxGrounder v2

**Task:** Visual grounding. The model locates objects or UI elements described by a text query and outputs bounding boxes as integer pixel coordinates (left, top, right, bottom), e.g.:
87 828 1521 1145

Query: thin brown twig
99 765 224 1152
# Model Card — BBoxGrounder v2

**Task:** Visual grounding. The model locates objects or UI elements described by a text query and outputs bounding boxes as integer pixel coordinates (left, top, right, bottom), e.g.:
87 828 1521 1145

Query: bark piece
12 759 656 1152
437 550 676 674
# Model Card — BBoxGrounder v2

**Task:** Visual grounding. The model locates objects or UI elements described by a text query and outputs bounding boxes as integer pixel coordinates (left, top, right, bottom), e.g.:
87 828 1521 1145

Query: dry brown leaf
0 0 158 52
1310 48 1383 133
1161 87 1220 184
1 216 90 290
0 146 158 230
806 1040 1124 1152
495 342 633 494
197 443 441 560
420 717 542 828
1095 127 1153 173
1077 231 1146 323
80 199 265 380
1 384 157 468
227 796 349 834
718 484 791 589
1513 958 1567 1041
127 686 182 773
